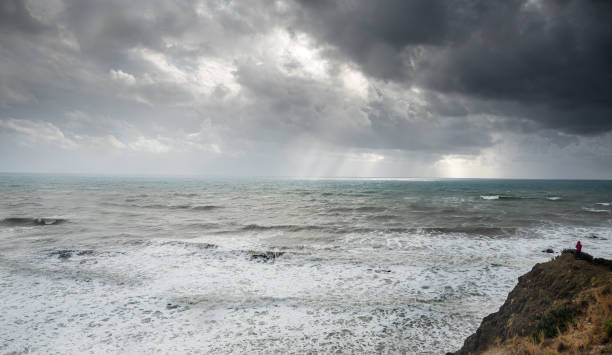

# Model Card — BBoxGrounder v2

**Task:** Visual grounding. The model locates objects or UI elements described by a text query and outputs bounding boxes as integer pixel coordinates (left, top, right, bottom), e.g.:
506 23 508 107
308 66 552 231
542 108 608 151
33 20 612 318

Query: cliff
453 251 612 354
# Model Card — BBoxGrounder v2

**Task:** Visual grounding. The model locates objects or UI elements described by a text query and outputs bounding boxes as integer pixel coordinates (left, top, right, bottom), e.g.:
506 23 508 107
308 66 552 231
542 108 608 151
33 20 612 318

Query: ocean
1 174 611 354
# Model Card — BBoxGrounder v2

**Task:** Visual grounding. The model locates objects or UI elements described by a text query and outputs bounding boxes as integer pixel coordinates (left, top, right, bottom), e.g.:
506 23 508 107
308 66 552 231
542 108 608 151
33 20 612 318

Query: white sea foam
2 176 612 354
546 196 562 201
582 207 610 213
480 195 499 200
2 224 611 354
596 202 610 206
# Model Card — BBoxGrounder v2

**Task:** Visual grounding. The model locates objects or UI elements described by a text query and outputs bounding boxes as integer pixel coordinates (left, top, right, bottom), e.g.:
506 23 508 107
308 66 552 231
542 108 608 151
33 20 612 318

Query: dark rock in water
248 251 284 262
1 217 67 226
166 303 179 310
160 241 218 250
51 250 74 259
542 248 554 253
374 269 392 273
585 234 608 240
49 249 94 259
199 243 217 249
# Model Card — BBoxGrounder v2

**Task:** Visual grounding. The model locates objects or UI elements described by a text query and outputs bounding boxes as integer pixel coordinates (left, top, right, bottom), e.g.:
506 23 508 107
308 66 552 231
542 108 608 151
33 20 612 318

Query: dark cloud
292 0 612 134
0 0 611 177
291 1 514 79
0 0 48 35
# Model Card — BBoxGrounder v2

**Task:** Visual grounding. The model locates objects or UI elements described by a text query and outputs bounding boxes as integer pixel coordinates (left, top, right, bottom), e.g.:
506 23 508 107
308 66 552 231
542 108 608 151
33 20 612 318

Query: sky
0 0 611 178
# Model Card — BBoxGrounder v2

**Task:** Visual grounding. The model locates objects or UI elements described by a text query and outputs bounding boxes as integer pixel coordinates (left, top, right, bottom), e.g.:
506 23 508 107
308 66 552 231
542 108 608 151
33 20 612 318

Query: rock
248 251 284 262
49 249 96 259
453 253 612 354
49 250 74 259
374 269 392 273
543 248 554 253
586 234 608 240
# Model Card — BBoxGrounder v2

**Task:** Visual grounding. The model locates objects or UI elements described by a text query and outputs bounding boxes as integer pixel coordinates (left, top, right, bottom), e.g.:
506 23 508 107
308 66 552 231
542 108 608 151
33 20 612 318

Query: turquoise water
1 174 611 353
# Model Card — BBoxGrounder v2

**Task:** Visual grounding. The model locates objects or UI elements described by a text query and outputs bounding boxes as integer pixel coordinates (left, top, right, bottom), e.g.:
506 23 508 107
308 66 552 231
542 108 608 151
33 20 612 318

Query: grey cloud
0 0 48 35
291 0 612 134
0 0 610 177
290 0 494 80
58 0 281 67
227 61 492 154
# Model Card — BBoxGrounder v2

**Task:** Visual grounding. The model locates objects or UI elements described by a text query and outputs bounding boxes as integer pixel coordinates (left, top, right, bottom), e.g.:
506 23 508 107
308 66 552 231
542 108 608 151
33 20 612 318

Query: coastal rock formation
453 251 612 354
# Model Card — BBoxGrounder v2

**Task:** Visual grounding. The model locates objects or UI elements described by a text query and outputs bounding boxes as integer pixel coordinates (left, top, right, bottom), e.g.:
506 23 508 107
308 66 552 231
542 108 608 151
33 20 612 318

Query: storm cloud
0 0 611 177
292 0 612 134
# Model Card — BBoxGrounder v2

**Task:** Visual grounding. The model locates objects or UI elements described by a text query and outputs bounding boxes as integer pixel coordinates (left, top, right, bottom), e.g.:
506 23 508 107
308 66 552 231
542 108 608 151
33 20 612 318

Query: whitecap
480 195 499 200
546 197 562 201
582 207 610 213
595 202 610 206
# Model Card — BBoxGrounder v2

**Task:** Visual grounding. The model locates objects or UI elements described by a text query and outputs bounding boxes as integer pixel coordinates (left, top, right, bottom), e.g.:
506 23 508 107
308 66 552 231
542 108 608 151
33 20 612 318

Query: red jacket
576 241 582 253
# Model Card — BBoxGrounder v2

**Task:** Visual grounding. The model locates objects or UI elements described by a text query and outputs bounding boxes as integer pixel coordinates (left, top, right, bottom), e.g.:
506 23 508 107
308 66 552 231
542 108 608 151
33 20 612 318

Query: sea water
0 174 611 354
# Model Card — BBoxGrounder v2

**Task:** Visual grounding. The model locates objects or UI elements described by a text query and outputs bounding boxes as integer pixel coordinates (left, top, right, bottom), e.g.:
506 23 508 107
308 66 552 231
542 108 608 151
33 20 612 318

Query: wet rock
50 250 74 259
248 251 284 262
542 248 554 253
1 217 67 226
166 303 179 310
586 234 607 240
49 249 95 259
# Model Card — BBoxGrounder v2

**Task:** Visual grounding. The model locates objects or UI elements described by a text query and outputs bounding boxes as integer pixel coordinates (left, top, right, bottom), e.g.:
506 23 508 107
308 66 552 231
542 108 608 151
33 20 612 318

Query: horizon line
1 171 611 181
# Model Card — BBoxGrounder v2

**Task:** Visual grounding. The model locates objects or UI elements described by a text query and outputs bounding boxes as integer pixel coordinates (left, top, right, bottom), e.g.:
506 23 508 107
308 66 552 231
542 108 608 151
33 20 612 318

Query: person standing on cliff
575 240 582 259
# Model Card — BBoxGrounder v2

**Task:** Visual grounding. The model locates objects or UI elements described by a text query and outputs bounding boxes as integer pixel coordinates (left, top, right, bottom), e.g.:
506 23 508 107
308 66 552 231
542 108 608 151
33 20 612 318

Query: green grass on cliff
531 303 579 341
605 318 612 338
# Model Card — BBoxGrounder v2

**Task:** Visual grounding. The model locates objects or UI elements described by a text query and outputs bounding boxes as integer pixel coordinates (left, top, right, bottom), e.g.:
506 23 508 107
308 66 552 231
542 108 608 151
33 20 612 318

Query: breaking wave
418 226 516 236
582 207 610 213
328 206 387 213
480 195 523 200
